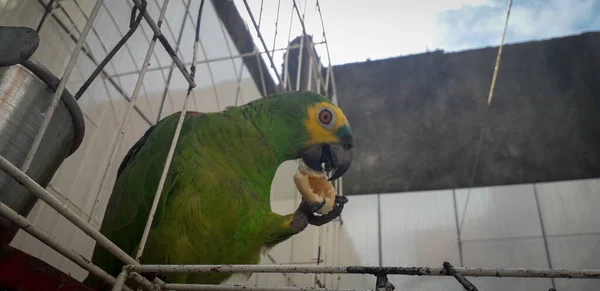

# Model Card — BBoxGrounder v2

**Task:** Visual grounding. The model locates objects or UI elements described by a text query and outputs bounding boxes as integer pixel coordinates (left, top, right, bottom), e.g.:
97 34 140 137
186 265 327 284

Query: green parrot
83 91 354 289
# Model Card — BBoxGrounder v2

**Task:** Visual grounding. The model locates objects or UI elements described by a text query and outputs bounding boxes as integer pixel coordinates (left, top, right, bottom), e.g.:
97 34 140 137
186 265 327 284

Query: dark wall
335 32 600 195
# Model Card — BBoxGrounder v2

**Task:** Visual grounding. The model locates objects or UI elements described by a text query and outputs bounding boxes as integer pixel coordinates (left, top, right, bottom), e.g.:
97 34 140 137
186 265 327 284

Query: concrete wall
334 32 600 195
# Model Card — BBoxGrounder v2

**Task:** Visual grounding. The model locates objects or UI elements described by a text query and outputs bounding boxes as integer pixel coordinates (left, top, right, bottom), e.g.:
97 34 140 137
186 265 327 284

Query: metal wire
131 0 196 88
107 42 325 79
241 0 284 90
92 1 172 243
127 264 600 279
73 0 147 101
458 0 514 236
135 0 205 261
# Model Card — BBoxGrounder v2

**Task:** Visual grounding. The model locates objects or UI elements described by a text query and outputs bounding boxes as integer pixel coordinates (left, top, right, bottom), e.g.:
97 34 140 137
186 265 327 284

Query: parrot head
296 96 354 181
245 91 354 181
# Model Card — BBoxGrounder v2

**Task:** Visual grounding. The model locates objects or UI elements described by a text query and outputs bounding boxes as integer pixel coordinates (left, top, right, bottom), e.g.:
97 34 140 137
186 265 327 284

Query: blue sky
236 0 600 71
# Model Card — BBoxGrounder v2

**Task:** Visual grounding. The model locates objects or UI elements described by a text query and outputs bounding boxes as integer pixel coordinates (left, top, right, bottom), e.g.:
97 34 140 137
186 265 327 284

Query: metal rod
254 48 268 96
487 0 513 105
126 264 600 279
315 0 338 99
241 0 284 90
271 0 282 56
292 0 328 95
181 0 221 110
459 0 514 232
74 0 147 101
39 0 153 127
443 262 478 291
156 0 193 122
0 202 134 291
92 0 172 234
215 4 245 103
129 272 160 291
131 0 196 88
283 3 295 90
111 269 130 291
135 0 204 260
107 42 325 79
295 33 305 91
36 0 56 32
161 284 365 291
0 155 137 267
20 0 104 172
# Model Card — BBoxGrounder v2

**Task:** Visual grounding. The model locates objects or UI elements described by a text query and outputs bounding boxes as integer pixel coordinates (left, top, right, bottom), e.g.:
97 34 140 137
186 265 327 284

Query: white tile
238 77 264 103
215 79 240 109
191 86 221 113
462 238 552 291
116 74 155 121
340 194 380 266
68 121 110 215
199 0 231 61
0 0 44 28
289 225 320 285
271 160 299 201
68 75 110 125
49 114 98 199
380 190 461 291
455 184 543 240
548 234 600 291
536 179 600 236
336 226 375 289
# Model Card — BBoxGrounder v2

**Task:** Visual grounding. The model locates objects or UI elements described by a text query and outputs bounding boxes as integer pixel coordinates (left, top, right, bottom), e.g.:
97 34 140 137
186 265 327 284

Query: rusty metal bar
111 269 130 291
161 284 365 291
126 264 600 279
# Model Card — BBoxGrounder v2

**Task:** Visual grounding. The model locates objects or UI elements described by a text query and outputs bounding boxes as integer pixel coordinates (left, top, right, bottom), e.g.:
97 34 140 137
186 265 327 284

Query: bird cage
0 0 599 291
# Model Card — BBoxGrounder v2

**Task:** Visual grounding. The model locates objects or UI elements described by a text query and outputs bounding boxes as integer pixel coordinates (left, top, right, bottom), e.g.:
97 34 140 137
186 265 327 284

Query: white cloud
435 0 600 52
233 0 600 71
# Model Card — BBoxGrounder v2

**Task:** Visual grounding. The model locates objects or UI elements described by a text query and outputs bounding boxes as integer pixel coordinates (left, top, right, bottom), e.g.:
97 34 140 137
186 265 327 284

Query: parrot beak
299 134 354 181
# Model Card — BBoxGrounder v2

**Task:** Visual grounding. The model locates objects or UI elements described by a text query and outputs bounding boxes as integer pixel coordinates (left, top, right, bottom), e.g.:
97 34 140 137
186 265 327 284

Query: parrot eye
317 108 335 129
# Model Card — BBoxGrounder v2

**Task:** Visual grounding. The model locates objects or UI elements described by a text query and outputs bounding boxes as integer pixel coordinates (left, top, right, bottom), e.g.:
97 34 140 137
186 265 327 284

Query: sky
234 0 600 78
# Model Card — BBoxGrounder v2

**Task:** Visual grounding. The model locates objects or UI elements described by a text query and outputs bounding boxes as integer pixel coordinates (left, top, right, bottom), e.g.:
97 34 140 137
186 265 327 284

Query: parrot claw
310 199 327 213
335 195 349 205
299 195 349 226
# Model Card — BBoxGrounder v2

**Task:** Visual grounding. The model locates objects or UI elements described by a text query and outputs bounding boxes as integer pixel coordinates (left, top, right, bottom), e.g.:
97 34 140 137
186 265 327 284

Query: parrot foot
309 199 327 213
299 195 349 226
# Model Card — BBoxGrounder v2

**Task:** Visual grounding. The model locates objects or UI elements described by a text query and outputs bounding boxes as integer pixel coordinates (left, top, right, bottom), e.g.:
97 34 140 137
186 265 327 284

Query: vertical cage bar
91 0 172 232
111 269 130 291
131 0 196 88
135 0 205 260
241 0 284 90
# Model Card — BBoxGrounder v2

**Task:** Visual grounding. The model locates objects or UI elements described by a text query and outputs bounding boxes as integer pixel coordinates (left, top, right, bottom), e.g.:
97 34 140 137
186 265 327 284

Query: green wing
87 113 182 283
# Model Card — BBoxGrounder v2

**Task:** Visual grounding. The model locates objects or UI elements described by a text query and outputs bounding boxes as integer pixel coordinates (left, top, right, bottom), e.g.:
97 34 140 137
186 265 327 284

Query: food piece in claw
293 161 336 215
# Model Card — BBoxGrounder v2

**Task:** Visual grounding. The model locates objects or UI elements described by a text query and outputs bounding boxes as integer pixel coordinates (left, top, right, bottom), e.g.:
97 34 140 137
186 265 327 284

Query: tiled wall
343 179 600 291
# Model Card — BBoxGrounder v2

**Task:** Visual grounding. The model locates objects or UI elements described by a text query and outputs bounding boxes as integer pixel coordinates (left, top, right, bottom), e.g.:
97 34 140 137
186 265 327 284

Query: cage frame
0 0 599 290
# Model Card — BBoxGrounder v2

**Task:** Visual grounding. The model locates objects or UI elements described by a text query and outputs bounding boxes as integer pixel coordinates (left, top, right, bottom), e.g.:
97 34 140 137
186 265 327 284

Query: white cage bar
1 0 599 291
